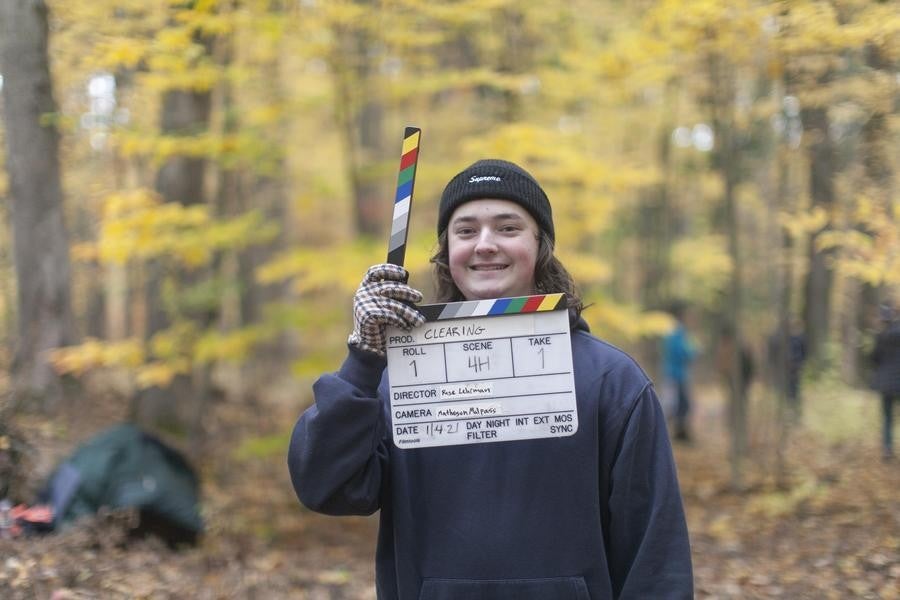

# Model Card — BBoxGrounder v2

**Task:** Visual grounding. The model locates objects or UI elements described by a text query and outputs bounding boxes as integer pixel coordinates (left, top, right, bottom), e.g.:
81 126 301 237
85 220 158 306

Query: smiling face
447 199 540 301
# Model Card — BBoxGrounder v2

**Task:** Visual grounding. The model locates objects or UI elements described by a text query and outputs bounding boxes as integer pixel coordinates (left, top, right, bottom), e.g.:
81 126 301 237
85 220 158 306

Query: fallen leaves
2 380 898 598
681 382 900 598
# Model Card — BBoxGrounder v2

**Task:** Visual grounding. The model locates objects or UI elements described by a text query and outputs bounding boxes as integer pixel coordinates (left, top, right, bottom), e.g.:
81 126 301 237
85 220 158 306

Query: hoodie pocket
418 576 591 600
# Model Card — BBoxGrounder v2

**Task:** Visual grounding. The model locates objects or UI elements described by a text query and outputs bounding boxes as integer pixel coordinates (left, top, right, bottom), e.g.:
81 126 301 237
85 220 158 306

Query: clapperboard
381 127 577 449
385 295 578 448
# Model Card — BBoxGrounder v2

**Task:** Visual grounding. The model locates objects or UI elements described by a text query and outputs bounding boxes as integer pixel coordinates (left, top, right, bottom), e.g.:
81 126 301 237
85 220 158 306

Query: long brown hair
429 230 584 317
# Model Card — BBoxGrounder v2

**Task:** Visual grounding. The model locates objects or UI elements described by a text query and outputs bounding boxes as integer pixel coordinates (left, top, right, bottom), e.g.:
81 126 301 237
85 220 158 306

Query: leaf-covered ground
681 383 900 599
1 379 898 598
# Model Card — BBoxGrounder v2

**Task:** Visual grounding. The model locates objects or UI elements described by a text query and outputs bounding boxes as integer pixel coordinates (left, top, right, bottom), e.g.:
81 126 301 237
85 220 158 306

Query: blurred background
0 0 898 598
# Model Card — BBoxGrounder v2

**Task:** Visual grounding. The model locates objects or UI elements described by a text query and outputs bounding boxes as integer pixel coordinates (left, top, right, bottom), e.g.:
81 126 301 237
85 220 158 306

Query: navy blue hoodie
289 318 693 599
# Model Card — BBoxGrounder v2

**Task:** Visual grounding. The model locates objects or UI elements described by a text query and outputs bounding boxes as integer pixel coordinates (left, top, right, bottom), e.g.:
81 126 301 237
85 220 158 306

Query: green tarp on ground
43 423 203 545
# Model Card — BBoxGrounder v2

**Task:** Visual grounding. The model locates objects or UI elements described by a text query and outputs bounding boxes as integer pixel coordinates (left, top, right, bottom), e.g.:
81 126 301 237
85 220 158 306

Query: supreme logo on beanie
437 159 554 244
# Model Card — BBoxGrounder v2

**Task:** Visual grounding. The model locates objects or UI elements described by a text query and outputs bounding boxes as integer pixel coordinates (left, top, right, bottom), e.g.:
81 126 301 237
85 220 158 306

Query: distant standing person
871 304 900 461
716 323 755 407
767 320 807 421
662 302 698 441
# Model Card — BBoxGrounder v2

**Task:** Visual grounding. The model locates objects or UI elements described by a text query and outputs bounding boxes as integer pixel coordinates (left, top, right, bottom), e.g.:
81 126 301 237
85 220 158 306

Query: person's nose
474 229 498 254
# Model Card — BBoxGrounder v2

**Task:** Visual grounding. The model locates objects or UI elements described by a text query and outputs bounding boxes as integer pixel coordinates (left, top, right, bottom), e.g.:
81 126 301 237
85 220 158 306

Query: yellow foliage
556 193 618 240
460 124 603 171
815 196 900 286
584 299 675 342
390 69 539 99
193 326 278 364
96 38 148 69
140 63 221 93
293 348 348 381
50 338 145 375
320 1 371 27
136 360 190 389
149 321 198 360
555 249 612 287
45 0 900 405
245 105 284 128
51 321 276 390
155 27 194 53
778 2 853 54
174 6 234 37
779 207 830 242
670 235 732 308
401 233 441 280
630 0 769 65
77 189 277 268
257 240 385 295
397 0 512 28
816 229 873 254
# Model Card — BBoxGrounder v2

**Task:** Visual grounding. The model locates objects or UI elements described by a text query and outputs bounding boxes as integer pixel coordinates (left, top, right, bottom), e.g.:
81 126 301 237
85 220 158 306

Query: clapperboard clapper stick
386 126 421 267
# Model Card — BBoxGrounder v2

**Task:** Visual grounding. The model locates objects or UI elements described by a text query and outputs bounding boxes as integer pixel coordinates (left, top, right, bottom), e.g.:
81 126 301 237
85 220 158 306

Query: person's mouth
470 264 508 271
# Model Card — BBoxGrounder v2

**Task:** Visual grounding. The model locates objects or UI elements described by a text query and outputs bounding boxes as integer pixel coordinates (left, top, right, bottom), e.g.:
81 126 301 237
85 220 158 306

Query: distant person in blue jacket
288 159 693 599
662 302 698 442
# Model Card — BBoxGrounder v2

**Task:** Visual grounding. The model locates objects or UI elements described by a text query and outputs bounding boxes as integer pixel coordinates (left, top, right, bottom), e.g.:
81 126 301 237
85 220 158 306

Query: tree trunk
496 7 531 123
723 145 747 492
708 52 746 490
850 43 894 383
0 0 75 409
239 58 290 347
770 146 799 487
643 81 680 311
639 87 679 377
800 105 836 366
137 32 214 430
331 7 385 237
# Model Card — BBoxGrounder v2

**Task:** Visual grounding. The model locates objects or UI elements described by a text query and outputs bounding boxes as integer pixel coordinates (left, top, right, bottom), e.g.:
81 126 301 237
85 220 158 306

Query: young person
289 159 693 599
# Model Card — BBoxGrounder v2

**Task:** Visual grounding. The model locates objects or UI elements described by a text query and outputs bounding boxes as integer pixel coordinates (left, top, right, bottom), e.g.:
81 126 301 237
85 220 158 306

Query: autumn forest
1 0 899 597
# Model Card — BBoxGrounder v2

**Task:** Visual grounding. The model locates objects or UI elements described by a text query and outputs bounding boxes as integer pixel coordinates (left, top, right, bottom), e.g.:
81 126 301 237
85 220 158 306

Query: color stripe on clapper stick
417 293 567 322
387 127 421 266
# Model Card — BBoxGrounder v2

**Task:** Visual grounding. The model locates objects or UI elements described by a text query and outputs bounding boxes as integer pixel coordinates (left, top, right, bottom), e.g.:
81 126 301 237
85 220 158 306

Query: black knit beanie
437 159 554 244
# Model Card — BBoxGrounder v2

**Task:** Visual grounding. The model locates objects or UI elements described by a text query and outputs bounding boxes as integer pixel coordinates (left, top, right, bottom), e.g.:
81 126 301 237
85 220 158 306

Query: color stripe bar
401 130 420 156
387 126 421 266
399 148 418 170
395 180 414 203
488 298 513 315
522 295 545 312
538 294 565 311
417 293 566 322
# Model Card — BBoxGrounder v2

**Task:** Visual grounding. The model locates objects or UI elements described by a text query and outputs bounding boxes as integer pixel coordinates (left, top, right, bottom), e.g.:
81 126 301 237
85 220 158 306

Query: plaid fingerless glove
348 264 425 357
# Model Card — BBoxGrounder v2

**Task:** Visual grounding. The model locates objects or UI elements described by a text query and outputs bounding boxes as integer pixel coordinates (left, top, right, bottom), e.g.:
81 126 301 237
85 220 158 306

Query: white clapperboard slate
385 293 578 449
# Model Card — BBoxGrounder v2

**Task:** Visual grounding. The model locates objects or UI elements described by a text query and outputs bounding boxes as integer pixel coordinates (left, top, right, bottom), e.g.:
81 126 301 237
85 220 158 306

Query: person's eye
454 227 476 236
499 224 522 233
